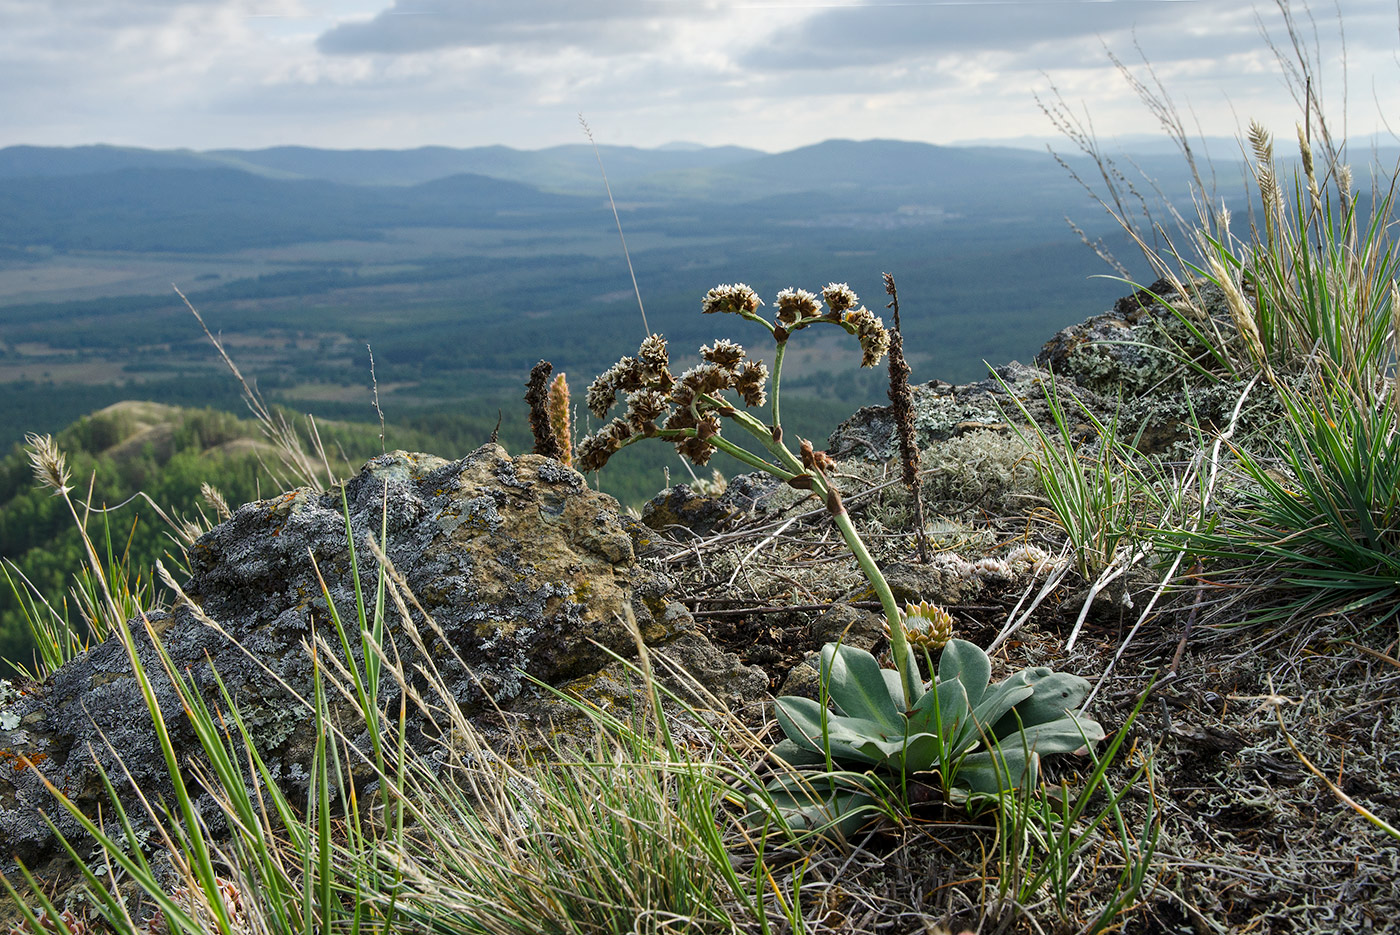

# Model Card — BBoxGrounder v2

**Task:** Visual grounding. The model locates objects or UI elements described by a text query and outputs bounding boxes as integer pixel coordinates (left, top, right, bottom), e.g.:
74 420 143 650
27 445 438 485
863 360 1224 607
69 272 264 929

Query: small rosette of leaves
758 639 1104 834
889 600 953 652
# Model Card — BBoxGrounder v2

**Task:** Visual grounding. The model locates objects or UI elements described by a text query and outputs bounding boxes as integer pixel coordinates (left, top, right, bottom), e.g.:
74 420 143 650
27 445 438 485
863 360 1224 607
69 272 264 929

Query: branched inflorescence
576 282 889 474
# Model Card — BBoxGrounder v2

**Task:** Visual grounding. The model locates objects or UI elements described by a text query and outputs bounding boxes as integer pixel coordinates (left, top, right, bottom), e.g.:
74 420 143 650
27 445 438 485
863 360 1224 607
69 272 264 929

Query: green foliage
10 497 786 935
1178 377 1400 618
0 410 264 669
763 641 1104 834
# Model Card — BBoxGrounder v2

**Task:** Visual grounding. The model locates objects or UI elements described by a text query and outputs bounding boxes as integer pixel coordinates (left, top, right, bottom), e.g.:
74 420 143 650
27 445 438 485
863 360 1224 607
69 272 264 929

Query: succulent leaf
1007 714 1106 756
956 746 1038 796
820 643 904 730
990 671 1093 736
938 638 992 708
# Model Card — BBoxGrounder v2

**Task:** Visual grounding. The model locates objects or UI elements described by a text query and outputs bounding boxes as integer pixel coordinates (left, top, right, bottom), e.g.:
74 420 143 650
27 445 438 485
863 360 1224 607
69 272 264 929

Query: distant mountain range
0 137 1190 199
0 138 1199 254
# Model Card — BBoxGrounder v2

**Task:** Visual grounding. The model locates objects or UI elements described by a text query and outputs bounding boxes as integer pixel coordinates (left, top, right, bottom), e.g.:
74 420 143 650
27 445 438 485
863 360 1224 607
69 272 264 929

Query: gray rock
0 445 762 871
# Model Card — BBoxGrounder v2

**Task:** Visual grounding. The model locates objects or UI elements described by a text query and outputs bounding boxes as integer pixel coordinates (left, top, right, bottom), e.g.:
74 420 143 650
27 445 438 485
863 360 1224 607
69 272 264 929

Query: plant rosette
761 638 1105 834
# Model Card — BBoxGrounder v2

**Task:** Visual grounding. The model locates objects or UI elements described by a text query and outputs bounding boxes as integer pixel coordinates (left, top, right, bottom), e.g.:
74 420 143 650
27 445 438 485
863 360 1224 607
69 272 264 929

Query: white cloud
0 0 1395 151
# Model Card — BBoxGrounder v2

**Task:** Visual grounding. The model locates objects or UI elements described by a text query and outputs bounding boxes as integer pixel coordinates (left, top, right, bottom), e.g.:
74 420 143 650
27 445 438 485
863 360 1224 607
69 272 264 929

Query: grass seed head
25 433 72 497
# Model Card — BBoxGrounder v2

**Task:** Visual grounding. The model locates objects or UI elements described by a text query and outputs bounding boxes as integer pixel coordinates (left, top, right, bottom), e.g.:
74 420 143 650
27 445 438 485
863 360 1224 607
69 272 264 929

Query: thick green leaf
955 746 1038 796
939 638 992 708
820 643 904 731
775 695 891 765
749 775 882 838
968 671 1047 744
900 732 947 773
768 738 829 768
907 675 969 738
990 671 1092 736
1007 714 1106 755
774 695 834 754
882 668 907 711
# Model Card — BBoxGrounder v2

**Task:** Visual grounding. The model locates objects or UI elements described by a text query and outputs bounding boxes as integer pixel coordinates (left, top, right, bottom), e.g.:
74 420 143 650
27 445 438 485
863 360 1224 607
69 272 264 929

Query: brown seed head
822 282 859 314
702 283 762 316
775 288 821 325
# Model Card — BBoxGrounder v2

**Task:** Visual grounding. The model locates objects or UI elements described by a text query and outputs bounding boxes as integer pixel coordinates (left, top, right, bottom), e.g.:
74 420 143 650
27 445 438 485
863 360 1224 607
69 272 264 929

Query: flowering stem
703 433 797 479
771 340 789 438
724 405 805 476
815 475 921 707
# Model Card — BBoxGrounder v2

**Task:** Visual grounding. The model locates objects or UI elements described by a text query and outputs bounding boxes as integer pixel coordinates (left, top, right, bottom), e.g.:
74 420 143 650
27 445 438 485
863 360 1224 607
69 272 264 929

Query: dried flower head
575 432 615 473
636 333 674 391
625 388 670 428
702 283 762 317
892 600 953 652
1006 544 1054 576
25 433 72 497
823 282 859 314
638 333 669 370
679 361 732 398
586 367 621 419
734 359 769 408
674 413 722 465
840 306 891 367
576 417 636 473
701 338 747 370
775 288 822 325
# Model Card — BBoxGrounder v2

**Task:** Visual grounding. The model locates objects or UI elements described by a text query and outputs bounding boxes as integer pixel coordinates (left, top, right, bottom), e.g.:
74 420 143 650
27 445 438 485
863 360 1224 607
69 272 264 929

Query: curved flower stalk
577 281 919 704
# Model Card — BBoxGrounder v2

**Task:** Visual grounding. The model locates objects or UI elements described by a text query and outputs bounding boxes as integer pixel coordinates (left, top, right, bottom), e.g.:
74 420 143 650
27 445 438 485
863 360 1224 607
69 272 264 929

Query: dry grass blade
176 284 336 491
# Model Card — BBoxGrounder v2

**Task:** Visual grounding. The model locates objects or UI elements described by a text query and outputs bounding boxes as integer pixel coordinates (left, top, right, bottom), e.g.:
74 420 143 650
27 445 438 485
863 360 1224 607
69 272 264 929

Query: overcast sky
3 0 1397 153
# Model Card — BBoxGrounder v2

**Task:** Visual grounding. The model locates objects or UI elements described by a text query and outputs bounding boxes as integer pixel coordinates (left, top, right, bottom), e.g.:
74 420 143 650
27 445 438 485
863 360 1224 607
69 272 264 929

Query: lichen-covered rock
827 361 1111 464
0 445 734 870
1036 277 1237 398
641 471 791 536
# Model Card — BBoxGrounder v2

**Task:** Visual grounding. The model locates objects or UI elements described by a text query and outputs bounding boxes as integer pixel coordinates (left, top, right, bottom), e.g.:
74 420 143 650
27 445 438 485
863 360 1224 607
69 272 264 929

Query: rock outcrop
0 445 765 871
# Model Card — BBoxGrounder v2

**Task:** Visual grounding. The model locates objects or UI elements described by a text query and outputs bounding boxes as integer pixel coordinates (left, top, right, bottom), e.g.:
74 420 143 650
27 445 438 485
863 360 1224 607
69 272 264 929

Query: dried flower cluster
577 330 770 472
576 281 891 474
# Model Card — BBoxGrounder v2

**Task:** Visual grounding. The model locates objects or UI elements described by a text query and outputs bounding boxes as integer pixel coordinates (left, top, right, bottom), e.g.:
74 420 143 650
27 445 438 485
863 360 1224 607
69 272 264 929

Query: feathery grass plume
883 272 929 563
178 286 338 490
200 482 232 522
547 371 573 467
1206 255 1272 378
1297 122 1324 221
525 359 567 462
25 432 72 498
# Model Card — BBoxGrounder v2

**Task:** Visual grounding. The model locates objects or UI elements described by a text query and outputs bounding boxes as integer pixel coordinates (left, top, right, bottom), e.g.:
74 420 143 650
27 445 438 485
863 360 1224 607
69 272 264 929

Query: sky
3 0 1397 153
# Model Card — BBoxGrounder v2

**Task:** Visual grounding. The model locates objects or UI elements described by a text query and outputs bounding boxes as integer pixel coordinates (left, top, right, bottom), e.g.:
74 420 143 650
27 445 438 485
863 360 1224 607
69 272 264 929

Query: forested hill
0 393 858 669
0 401 441 668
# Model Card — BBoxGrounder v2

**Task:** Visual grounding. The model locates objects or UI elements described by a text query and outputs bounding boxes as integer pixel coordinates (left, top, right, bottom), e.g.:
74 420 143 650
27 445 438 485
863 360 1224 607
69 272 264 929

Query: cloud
316 0 712 55
747 0 1230 70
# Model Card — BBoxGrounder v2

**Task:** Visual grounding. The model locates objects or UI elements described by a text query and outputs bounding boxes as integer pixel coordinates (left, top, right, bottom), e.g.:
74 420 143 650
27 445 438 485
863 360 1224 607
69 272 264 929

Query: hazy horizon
5 1 1399 155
